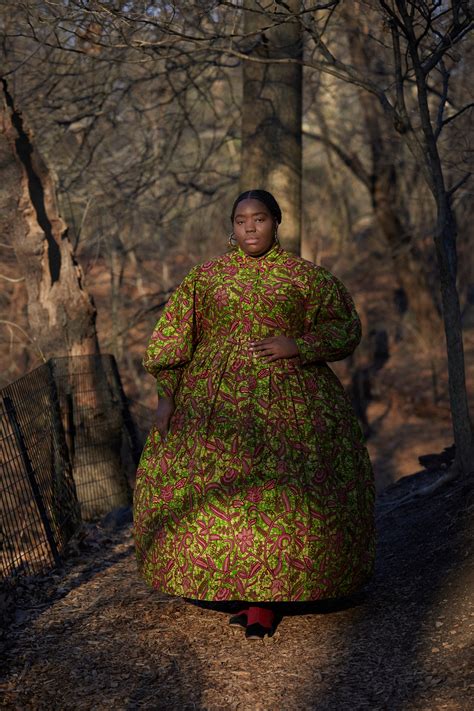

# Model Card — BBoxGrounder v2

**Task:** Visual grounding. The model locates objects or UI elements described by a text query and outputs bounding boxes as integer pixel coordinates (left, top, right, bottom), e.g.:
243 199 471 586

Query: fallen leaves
1 472 473 710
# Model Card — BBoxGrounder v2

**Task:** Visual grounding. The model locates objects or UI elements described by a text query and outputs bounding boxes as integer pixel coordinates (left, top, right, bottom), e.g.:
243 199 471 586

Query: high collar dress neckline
233 241 283 267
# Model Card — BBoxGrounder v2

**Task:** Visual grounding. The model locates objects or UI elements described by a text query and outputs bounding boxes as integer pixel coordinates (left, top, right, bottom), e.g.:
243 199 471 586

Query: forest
1 2 473 710
1 0 473 486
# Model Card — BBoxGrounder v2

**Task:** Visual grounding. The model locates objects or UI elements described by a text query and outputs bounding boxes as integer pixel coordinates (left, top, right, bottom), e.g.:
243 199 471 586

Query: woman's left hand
249 335 299 362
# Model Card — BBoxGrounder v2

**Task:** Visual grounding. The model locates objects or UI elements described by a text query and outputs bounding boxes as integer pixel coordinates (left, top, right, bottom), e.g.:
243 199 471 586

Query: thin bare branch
0 274 25 283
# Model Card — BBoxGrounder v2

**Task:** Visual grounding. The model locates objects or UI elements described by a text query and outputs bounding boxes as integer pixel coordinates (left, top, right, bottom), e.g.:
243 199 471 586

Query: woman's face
232 198 276 257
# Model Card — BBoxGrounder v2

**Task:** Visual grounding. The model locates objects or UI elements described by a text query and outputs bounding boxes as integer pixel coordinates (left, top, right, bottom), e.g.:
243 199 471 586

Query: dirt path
1 468 473 711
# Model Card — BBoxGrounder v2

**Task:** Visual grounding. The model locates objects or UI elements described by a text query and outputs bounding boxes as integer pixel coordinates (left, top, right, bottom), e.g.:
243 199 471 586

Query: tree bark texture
0 79 130 514
0 78 99 360
241 0 303 255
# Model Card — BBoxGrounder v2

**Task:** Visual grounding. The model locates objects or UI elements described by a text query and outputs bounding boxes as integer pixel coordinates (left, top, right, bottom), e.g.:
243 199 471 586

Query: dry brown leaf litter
1 467 473 711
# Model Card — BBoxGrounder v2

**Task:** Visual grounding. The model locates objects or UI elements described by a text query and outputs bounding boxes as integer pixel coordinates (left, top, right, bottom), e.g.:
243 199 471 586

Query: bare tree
0 80 131 515
376 1 473 475
2 1 472 474
308 2 444 349
0 78 98 359
1 0 242 395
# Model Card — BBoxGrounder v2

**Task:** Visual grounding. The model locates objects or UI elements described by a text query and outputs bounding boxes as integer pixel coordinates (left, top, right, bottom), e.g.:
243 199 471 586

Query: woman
133 189 375 639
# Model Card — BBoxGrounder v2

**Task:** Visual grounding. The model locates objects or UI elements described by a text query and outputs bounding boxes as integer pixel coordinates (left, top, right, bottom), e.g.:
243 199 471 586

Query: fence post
46 361 81 537
3 396 62 568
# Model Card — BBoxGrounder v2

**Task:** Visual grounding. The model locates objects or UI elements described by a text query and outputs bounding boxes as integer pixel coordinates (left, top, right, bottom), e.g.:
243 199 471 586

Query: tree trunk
0 78 99 359
0 78 130 515
396 7 474 475
241 0 303 255
433 187 473 474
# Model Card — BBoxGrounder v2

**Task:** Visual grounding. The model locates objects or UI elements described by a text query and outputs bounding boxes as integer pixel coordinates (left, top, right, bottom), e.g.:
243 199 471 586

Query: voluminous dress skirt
133 242 376 602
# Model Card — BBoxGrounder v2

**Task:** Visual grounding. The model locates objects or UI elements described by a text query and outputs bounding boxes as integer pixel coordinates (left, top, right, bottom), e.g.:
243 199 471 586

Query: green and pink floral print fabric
133 243 375 601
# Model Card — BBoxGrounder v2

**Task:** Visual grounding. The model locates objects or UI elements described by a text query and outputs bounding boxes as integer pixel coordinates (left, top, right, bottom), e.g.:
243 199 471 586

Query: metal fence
0 355 154 580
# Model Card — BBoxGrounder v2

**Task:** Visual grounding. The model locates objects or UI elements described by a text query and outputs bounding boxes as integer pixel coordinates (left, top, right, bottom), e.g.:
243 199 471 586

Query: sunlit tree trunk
0 79 130 516
241 0 303 254
0 79 98 359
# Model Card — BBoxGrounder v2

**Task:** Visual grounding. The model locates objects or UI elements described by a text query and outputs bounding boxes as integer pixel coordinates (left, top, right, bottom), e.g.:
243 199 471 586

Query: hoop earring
228 232 237 249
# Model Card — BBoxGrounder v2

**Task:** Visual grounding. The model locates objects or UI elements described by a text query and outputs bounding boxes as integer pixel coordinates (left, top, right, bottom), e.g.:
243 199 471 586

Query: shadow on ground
1 467 472 710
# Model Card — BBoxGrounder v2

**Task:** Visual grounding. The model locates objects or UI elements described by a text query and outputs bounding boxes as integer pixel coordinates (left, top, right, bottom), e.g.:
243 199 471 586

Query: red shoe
245 606 275 639
228 608 249 628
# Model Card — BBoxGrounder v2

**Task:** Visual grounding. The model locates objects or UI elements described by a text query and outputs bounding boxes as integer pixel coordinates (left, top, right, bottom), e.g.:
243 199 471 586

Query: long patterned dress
133 242 375 602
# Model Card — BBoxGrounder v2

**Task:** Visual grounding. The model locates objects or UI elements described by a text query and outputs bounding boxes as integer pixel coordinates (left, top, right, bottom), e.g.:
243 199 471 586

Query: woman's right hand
156 396 175 441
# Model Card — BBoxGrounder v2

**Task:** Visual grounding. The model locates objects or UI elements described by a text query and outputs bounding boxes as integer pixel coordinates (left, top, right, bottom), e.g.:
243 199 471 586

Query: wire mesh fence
0 355 154 581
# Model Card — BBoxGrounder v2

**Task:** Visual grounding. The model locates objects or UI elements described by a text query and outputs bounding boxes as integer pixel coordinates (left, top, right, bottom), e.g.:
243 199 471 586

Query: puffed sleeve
143 266 201 398
295 267 362 365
